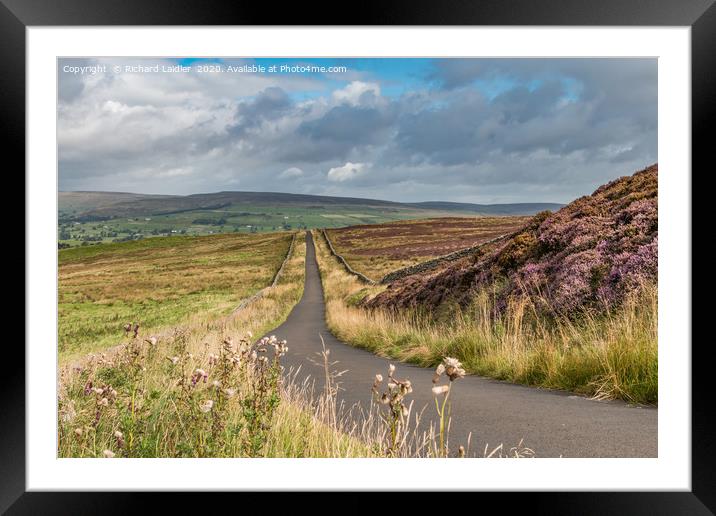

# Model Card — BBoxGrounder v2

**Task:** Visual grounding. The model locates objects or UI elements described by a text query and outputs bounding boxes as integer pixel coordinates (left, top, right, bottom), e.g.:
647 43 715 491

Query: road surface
267 232 657 457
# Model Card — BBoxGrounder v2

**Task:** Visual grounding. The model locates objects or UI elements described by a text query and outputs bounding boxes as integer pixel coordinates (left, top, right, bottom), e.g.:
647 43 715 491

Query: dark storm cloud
492 79 566 123
228 87 293 138
58 58 657 203
223 88 397 164
393 90 488 166
431 59 657 137
390 60 657 173
276 104 397 163
298 105 394 144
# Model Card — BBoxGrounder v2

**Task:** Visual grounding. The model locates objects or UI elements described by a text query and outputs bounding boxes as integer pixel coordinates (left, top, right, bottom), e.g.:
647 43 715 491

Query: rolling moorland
58 232 293 361
319 165 658 404
58 190 561 248
325 216 530 281
58 234 323 458
57 165 656 458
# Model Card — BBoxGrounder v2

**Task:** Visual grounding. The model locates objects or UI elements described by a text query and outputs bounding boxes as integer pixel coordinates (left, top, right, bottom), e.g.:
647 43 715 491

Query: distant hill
368 164 658 315
58 191 174 217
60 190 562 221
406 201 564 215
69 191 405 220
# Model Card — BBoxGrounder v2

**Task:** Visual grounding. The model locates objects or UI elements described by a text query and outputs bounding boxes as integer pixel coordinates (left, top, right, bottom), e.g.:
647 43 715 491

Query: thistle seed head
442 357 466 381
432 385 449 395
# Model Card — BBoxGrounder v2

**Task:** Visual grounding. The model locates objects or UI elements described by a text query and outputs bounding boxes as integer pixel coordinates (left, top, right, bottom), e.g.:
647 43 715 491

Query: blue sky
173 58 551 101
58 57 657 203
173 58 434 99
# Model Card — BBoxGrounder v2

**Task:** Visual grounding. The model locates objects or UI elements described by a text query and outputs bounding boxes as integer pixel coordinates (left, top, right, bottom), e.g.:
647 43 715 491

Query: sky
58 57 657 204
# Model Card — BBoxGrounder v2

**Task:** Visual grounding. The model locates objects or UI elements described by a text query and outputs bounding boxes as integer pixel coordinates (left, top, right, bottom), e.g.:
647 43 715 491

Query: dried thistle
443 357 466 381
371 363 414 456
191 368 208 386
114 430 125 448
431 357 466 457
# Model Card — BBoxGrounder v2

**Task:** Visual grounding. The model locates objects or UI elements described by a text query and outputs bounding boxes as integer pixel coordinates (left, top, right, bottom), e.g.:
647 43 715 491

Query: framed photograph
9 0 709 511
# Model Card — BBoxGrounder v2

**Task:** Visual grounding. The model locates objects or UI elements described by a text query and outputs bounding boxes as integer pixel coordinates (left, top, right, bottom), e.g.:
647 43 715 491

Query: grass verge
312 230 657 405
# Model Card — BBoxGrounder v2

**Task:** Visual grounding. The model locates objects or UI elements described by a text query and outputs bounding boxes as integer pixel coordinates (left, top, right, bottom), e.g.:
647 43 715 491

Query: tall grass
312 230 658 405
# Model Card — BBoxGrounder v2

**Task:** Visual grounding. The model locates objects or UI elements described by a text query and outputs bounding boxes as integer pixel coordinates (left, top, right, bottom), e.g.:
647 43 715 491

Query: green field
58 231 293 360
58 190 560 249
58 202 458 248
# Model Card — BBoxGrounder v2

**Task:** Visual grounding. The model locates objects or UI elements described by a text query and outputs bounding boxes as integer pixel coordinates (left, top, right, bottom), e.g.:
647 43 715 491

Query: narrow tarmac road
267 232 657 457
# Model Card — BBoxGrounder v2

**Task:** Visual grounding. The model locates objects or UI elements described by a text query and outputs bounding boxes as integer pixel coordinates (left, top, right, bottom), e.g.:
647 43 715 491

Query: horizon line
58 189 565 206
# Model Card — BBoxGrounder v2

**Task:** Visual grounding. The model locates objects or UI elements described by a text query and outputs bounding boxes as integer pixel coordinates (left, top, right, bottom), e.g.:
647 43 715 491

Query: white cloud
332 81 381 106
58 58 657 202
102 100 125 113
279 167 303 179
327 162 369 182
157 167 194 178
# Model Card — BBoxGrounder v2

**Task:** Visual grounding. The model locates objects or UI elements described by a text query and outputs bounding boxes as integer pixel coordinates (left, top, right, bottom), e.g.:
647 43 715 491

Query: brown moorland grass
325 216 530 281
59 232 293 361
313 230 657 405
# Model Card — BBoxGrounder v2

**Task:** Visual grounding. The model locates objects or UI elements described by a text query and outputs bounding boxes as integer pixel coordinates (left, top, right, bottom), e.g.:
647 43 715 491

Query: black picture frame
7 0 709 512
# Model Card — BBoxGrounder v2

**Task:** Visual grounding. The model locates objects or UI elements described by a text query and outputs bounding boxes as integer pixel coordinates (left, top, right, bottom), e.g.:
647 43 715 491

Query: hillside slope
368 164 658 316
70 191 404 220
64 190 563 221
58 191 173 216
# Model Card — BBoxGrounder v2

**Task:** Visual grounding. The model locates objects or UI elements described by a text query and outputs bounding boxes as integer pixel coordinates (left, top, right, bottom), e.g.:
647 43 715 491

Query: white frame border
27 26 690 491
